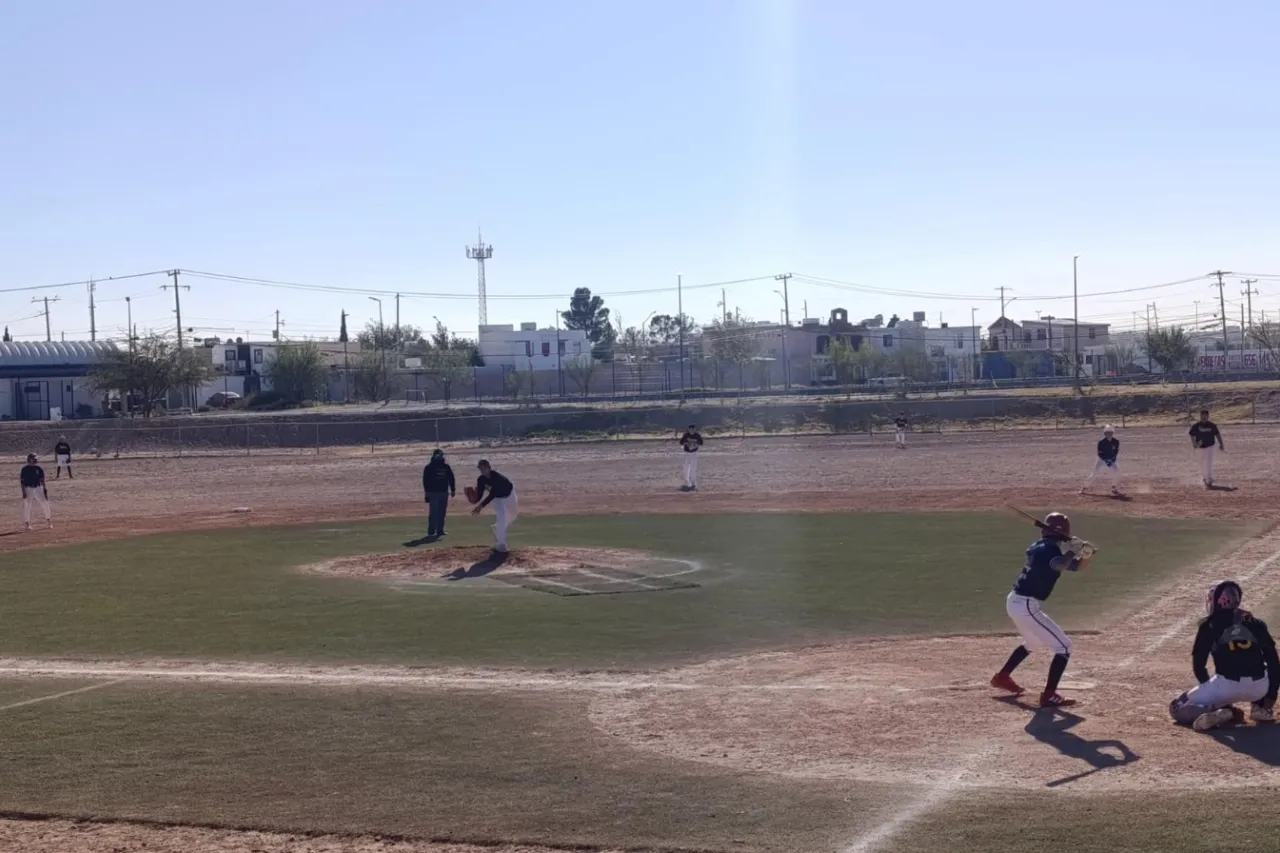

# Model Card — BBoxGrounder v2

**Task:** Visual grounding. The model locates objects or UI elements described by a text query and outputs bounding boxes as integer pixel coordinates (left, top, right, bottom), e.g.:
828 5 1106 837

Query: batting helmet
1206 580 1243 616
1042 512 1071 539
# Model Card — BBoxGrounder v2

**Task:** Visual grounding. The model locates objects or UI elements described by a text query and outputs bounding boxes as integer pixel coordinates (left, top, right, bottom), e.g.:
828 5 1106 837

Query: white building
0 341 118 420
478 323 591 369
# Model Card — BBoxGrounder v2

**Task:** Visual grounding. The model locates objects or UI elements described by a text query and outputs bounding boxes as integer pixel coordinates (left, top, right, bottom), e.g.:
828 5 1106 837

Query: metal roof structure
0 341 119 366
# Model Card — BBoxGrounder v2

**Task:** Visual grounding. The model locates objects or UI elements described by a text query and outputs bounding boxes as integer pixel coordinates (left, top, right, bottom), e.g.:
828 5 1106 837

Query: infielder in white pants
19 454 51 530
894 414 908 449
1169 581 1278 730
471 459 518 553
677 424 703 491
1188 409 1224 488
1081 425 1121 494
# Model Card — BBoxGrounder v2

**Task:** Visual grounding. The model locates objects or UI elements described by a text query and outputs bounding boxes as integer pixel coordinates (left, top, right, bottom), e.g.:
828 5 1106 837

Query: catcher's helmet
1206 580 1243 615
1042 512 1071 538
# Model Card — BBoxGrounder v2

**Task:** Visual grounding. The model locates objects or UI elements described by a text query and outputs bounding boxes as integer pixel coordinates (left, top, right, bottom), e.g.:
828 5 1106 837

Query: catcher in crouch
1169 580 1279 731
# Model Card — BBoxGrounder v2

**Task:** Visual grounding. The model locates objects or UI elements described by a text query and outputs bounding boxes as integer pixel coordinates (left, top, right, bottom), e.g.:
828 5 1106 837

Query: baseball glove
1252 702 1276 723
464 486 479 504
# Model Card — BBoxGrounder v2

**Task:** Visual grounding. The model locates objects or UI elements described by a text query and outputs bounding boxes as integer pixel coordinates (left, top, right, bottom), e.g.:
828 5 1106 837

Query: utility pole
1145 305 1153 372
677 274 685 401
31 296 60 342
995 286 1013 350
274 310 284 341
720 288 728 325
1241 304 1247 365
125 297 134 352
775 273 792 390
88 278 97 342
1043 315 1056 376
162 269 189 348
395 292 401 333
1072 256 1080 391
1211 270 1231 359
1241 278 1259 328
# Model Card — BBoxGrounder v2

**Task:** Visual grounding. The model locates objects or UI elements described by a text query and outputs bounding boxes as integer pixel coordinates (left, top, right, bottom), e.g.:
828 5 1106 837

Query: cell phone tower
466 230 494 326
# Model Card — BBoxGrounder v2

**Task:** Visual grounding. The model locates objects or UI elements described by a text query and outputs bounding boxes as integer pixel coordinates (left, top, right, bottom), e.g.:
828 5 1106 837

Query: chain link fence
0 389 1275 461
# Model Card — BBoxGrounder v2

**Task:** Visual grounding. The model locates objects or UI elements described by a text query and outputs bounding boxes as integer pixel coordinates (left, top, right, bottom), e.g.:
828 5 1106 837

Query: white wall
478 325 591 369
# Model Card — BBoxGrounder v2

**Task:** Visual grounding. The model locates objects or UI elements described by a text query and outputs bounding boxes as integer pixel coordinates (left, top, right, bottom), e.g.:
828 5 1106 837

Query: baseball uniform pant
682 454 699 488
56 454 71 475
427 492 449 536
22 487 50 525
1170 675 1268 723
492 491 518 551
1196 446 1216 484
1084 458 1121 488
895 428 906 447
1006 592 1072 656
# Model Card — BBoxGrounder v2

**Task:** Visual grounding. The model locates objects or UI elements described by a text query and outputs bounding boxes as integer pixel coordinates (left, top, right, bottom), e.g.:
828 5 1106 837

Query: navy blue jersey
1097 437 1118 463
1012 539 1074 601
1190 421 1221 449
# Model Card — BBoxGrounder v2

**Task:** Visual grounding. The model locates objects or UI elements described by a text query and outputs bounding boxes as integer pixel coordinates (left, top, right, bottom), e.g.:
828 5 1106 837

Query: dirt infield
307 546 658 579
5 425 1280 555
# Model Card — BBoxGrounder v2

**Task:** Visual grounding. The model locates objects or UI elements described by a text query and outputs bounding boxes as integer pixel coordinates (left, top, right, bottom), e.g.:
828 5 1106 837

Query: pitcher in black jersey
1169 580 1278 730
991 512 1094 708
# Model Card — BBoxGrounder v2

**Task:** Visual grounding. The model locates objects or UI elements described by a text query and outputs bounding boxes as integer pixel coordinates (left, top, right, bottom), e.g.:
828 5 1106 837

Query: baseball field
2 425 1280 852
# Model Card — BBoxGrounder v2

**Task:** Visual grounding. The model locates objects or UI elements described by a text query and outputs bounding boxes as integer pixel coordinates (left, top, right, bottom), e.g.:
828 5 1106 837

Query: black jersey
1193 612 1280 697
19 465 44 489
476 470 514 506
1190 421 1221 449
423 459 455 494
679 431 703 453
54 441 71 457
894 417 908 430
1012 538 1076 602
1097 437 1119 463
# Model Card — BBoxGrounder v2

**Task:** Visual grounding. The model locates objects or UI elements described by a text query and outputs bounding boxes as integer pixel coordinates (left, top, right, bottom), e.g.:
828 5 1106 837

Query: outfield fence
0 388 1276 461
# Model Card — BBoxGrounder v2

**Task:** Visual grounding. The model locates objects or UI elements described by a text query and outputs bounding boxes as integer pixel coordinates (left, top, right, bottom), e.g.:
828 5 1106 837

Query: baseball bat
1005 504 1100 554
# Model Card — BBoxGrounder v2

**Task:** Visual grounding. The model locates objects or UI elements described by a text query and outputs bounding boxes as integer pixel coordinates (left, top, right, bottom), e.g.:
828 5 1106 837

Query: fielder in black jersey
1189 409 1224 488
1080 425 1121 495
677 425 702 491
1169 580 1279 730
893 415 908 449
19 454 51 530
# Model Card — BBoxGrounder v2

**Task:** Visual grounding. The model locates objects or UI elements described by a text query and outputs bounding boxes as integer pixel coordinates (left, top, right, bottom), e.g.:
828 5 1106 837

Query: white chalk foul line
841 754 978 853
0 679 127 712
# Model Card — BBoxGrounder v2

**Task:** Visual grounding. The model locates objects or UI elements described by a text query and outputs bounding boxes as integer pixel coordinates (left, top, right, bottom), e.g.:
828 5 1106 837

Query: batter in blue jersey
990 512 1096 708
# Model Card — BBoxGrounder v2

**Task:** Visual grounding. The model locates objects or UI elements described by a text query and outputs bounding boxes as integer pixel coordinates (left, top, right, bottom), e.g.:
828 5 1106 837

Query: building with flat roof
0 341 119 420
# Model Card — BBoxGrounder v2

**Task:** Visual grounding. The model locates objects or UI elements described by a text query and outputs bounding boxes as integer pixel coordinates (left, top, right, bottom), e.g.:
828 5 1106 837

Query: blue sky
3 0 1279 343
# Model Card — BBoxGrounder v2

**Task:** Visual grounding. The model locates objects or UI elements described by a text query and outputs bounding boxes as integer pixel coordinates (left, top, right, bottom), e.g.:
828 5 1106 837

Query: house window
816 335 831 355
225 349 235 363
1024 332 1032 343
956 337 965 349
541 342 551 357
573 341 582 355
1036 329 1046 340
1088 327 1097 339
882 334 894 347
253 348 263 364
524 341 533 357
558 340 566 355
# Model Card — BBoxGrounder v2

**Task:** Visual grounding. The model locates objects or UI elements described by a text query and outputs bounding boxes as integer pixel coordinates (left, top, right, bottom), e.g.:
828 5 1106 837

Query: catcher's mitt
464 486 479 504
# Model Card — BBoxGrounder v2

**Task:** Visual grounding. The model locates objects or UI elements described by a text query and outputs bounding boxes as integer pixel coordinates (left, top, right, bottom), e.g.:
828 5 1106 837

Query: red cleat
1040 692 1077 708
990 673 1024 695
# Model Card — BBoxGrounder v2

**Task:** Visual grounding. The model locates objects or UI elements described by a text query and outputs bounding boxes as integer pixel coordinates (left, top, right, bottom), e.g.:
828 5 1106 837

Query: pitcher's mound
305 546 704 596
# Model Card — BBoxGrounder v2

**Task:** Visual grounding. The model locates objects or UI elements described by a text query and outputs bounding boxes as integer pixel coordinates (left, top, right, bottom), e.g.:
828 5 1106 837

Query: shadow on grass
446 551 508 581
1208 484 1239 492
403 535 439 547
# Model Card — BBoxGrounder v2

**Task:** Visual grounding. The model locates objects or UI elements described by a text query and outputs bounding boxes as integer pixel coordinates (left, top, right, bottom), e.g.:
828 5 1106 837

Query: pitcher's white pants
55 454 70 473
22 487 50 524
1197 446 1216 484
1007 592 1072 656
682 453 699 488
895 428 906 447
491 491 518 551
1085 458 1121 488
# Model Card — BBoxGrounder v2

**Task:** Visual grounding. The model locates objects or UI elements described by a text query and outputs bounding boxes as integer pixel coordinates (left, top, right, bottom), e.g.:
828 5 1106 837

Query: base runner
1080 425 1121 495
1189 409 1224 488
990 512 1095 708
1169 581 1278 730
53 435 73 479
20 454 51 531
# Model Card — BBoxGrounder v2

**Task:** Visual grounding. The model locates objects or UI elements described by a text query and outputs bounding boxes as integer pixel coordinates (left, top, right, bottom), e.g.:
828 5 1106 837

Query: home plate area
305 546 703 596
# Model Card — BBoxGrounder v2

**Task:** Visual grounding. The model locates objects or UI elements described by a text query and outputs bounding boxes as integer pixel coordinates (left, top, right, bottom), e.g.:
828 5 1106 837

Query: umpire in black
423 449 456 538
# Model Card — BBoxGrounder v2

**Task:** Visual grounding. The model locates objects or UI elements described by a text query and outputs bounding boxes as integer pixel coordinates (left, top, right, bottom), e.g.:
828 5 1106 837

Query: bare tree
1248 322 1280 373
565 358 599 398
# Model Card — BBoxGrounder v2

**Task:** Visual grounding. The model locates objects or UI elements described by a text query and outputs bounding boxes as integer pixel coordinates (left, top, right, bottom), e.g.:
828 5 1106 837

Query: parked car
206 391 242 408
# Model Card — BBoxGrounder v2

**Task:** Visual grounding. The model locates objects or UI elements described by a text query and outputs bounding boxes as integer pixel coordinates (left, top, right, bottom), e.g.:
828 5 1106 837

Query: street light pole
774 273 792 390
677 274 685 400
369 297 384 399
